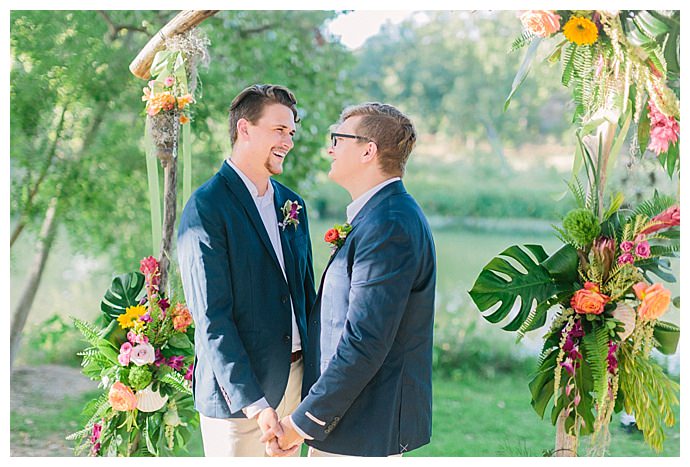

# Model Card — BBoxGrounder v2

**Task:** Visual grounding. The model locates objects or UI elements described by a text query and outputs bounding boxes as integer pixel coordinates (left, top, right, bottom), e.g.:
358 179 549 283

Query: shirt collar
346 177 401 223
226 158 274 201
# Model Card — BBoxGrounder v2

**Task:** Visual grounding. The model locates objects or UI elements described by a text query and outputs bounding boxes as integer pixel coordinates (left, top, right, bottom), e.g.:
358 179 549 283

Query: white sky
326 11 413 49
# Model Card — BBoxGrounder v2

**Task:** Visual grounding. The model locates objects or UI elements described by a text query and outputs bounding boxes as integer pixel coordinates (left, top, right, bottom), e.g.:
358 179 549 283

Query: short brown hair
228 84 299 145
340 103 416 176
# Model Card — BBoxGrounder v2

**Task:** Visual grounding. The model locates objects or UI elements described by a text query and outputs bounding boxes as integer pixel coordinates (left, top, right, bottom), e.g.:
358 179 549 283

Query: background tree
10 10 355 365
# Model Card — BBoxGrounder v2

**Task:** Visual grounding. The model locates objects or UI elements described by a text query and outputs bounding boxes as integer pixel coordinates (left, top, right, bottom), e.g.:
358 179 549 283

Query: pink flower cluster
118 340 155 366
647 101 680 155
140 256 160 292
560 320 584 377
617 235 650 265
90 421 102 455
519 10 561 38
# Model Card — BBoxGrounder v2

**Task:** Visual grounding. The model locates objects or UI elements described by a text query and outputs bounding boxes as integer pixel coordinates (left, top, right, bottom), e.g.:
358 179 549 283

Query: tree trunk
10 196 59 368
554 410 578 457
129 10 219 80
158 155 177 295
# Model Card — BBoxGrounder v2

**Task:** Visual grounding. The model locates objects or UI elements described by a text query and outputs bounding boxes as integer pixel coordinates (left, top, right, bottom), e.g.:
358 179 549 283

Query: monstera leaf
469 244 570 332
100 271 145 321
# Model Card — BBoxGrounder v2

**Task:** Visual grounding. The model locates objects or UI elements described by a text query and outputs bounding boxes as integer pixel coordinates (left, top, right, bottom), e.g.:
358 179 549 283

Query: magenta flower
620 241 634 253
573 393 581 406
607 341 618 373
635 241 651 259
647 101 680 155
154 349 166 368
617 253 635 265
561 358 576 377
167 355 185 371
642 205 680 234
90 422 102 443
158 298 170 312
184 363 194 381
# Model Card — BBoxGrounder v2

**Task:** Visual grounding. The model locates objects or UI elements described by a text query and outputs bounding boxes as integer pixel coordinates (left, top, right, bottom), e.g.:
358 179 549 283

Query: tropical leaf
510 29 534 52
504 37 542 111
469 244 569 332
654 320 680 355
100 271 145 321
529 348 558 418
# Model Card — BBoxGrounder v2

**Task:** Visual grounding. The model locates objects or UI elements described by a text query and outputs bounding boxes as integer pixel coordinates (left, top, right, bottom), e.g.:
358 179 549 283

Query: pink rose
127 330 137 343
617 253 635 265
620 241 634 253
130 342 156 366
520 10 561 38
635 241 651 258
164 76 175 87
118 352 130 366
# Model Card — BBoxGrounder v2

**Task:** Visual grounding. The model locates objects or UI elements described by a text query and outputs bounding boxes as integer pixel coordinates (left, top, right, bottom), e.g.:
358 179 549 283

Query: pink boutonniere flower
279 200 302 231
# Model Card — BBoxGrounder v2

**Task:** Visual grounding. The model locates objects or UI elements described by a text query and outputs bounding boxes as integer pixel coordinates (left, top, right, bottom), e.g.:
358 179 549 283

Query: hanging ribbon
145 119 162 255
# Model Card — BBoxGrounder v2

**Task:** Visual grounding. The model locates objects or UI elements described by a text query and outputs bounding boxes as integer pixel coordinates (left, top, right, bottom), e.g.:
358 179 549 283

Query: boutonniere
324 222 352 254
278 200 302 231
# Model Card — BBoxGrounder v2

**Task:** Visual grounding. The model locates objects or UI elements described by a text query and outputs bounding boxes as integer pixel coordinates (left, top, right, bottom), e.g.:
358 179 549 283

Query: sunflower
117 305 147 329
563 16 598 46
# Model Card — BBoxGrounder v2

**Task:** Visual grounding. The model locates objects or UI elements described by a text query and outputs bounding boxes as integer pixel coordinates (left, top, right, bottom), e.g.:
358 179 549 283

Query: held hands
258 410 304 457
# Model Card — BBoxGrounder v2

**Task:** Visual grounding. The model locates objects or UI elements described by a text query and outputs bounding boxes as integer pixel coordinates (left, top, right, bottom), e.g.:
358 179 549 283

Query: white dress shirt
290 176 401 439
226 159 301 418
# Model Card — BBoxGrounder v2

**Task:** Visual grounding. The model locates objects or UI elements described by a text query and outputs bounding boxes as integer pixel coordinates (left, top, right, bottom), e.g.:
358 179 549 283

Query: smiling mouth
272 151 286 159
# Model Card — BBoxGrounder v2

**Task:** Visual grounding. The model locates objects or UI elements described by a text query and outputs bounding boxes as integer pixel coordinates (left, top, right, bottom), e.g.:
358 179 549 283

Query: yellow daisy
563 16 598 46
117 305 147 329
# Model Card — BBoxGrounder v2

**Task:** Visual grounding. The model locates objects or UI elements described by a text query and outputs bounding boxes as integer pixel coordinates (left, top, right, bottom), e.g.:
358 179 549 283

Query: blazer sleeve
177 196 265 414
291 217 417 440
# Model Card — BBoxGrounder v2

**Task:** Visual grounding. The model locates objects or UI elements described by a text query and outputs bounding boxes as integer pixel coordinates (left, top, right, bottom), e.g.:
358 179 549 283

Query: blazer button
284 335 291 343
281 295 289 304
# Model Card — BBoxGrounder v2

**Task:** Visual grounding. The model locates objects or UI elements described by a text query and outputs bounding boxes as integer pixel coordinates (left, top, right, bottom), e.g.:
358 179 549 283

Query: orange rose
324 228 339 244
172 304 193 331
571 283 610 315
108 382 137 411
634 282 671 321
520 10 561 38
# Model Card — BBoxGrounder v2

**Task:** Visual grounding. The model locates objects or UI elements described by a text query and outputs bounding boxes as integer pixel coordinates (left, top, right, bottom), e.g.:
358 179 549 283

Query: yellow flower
563 16 598 46
117 305 147 329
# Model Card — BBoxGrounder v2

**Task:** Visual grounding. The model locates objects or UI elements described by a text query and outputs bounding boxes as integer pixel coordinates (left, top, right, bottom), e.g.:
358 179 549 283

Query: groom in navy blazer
264 103 436 456
177 84 316 456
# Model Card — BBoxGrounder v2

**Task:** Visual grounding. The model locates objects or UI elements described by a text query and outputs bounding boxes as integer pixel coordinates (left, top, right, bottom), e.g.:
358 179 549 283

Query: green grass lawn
13 370 678 457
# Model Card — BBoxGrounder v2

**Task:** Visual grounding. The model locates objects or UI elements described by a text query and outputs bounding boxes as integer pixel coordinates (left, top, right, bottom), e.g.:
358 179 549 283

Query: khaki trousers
199 358 303 457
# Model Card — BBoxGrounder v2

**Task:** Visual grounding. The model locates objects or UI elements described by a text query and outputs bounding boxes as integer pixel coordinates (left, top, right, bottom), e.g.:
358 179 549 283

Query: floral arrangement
67 256 198 456
469 185 680 455
508 10 680 176
470 10 681 456
142 76 194 123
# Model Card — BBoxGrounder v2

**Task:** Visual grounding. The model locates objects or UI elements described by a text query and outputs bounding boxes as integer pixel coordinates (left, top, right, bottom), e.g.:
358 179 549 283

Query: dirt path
10 365 96 457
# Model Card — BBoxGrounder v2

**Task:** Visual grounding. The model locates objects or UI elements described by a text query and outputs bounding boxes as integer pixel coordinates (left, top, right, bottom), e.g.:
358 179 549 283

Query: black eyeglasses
330 132 373 147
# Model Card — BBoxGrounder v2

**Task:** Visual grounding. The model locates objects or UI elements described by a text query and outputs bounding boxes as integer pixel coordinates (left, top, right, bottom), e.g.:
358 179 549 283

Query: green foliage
100 272 145 321
562 207 600 247
618 345 679 452
129 366 153 391
469 244 569 332
580 321 611 408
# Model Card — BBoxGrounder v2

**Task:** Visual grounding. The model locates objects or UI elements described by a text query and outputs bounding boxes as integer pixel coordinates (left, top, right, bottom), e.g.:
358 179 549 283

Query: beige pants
308 446 403 457
199 359 303 457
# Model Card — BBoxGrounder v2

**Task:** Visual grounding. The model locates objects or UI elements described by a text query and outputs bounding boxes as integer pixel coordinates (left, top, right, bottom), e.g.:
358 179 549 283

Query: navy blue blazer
177 161 316 419
293 181 437 456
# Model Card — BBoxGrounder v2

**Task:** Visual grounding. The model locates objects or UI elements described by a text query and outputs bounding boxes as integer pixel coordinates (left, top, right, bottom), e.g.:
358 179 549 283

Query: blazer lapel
218 162 282 272
272 181 299 296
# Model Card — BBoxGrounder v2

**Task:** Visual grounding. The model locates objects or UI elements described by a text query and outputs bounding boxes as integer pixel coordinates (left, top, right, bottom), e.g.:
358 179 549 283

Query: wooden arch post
129 10 218 293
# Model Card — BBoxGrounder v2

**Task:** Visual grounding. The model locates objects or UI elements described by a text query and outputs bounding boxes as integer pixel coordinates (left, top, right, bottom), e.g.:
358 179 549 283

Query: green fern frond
581 323 611 408
160 372 192 395
73 318 105 347
511 30 535 51
562 43 577 87
632 192 676 218
66 426 92 441
567 177 587 209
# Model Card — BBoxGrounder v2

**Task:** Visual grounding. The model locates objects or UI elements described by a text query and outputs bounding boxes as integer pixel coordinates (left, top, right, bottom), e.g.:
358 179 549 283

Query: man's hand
276 415 304 451
257 408 299 457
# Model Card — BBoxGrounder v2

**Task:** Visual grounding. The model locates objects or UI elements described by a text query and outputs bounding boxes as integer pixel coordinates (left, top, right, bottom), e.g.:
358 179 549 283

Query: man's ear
237 118 250 141
361 141 378 163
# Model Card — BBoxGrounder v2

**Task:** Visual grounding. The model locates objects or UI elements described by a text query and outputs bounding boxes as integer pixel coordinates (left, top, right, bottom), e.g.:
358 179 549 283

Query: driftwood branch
129 10 219 80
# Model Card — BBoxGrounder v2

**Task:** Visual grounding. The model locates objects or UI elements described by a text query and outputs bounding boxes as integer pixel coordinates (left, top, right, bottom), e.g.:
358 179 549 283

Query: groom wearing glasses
263 102 437 456
177 84 316 456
